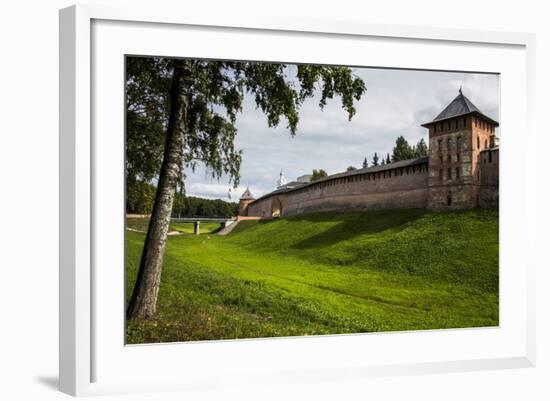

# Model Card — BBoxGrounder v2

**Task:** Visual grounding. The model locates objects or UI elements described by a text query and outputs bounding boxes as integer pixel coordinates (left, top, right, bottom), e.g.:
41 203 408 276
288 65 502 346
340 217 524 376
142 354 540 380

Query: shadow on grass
289 209 428 250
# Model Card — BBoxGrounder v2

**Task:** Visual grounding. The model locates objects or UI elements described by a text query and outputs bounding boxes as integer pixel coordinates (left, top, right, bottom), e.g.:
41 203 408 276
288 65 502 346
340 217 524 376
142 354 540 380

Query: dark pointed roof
240 187 255 200
422 89 499 127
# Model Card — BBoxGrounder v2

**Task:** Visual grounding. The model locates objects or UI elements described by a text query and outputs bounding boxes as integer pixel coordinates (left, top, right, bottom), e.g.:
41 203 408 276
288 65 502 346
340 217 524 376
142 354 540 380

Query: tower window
447 168 452 180
456 167 460 179
447 138 451 150
477 136 480 149
456 153 460 162
447 192 452 206
439 169 443 180
447 155 451 162
489 151 493 163
438 139 442 152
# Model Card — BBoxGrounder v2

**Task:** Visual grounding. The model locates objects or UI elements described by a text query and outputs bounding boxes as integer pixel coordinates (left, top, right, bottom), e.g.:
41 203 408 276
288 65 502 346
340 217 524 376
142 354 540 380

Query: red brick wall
247 163 429 217
479 148 499 208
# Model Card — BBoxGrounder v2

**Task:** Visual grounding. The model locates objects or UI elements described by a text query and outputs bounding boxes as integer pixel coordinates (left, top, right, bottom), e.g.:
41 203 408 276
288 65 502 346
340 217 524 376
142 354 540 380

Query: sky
183 66 500 202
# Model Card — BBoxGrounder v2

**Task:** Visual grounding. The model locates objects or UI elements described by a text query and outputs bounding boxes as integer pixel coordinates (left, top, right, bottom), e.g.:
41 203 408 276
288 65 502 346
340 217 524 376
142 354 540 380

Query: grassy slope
126 209 498 344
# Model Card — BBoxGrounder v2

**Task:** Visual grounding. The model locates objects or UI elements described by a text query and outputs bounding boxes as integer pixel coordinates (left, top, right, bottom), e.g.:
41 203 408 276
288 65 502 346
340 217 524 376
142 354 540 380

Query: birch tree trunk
126 61 190 320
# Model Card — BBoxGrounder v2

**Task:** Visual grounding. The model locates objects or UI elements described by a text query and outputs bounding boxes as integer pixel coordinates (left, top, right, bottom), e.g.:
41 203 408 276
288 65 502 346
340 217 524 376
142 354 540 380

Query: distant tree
172 194 238 217
386 153 391 164
381 158 386 165
372 152 379 166
311 169 328 182
347 166 357 171
414 138 428 157
126 180 157 215
362 157 368 169
392 136 415 162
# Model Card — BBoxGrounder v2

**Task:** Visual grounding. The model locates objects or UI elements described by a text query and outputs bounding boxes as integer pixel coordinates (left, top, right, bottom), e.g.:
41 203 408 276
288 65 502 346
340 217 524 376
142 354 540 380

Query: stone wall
247 162 430 217
479 148 499 208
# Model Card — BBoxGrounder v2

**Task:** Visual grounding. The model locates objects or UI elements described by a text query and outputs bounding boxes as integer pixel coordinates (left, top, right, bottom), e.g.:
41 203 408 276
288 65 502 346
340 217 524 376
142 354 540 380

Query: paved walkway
217 220 240 236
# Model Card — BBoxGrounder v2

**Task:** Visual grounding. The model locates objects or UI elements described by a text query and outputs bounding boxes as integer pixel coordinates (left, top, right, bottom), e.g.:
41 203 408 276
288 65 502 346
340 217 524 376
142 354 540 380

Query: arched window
477 136 480 149
447 192 452 206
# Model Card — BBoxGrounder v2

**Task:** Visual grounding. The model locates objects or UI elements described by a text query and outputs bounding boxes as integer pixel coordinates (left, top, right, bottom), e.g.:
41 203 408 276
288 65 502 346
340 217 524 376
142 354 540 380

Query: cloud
182 67 499 201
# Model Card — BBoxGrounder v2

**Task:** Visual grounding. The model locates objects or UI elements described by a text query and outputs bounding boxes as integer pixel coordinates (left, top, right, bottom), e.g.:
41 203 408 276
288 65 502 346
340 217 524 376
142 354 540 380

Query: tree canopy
126 58 367 192
414 138 428 157
391 136 415 162
311 169 329 182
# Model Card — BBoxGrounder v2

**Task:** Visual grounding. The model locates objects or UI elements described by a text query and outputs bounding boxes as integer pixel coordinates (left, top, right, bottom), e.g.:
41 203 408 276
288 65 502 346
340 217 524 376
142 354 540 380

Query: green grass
126 209 499 344
126 217 223 235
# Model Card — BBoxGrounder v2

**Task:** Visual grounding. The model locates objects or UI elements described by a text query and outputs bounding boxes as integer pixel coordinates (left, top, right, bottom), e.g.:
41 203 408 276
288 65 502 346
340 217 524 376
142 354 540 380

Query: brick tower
422 89 499 209
238 187 255 216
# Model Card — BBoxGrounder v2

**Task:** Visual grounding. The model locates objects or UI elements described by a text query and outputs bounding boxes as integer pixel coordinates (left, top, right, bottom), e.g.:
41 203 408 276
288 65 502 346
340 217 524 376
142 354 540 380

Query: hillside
126 209 499 344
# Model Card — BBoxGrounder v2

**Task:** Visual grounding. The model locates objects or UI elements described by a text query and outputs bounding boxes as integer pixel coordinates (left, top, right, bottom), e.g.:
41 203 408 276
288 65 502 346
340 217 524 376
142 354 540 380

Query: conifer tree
372 152 379 166
414 138 428 157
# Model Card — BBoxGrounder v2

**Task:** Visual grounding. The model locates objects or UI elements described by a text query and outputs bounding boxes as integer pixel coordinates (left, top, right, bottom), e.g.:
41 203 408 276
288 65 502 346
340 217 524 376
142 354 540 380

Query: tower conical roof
422 89 499 127
240 187 254 200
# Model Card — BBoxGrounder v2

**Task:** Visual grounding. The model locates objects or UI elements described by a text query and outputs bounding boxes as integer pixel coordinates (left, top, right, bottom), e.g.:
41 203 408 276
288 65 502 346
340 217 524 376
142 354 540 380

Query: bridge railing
170 217 237 235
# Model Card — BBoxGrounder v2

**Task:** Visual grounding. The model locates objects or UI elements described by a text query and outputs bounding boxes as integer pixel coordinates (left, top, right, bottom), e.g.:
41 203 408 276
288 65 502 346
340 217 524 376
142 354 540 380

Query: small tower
238 187 255 216
277 170 286 188
422 88 499 209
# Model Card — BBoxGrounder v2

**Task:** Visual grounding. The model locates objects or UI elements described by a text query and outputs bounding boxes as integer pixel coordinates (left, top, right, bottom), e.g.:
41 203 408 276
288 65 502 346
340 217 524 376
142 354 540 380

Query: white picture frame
59 4 536 397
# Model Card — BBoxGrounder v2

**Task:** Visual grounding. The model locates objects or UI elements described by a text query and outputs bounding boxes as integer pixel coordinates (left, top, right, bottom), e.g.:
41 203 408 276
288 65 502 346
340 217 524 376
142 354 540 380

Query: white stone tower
277 169 286 188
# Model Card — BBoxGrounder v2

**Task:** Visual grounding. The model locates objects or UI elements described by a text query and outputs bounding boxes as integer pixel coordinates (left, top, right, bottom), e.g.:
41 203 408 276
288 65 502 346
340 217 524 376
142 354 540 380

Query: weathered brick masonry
241 90 499 218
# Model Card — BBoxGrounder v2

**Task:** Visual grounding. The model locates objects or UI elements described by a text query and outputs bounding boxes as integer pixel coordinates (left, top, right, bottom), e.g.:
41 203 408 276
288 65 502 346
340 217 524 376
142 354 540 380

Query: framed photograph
59 4 536 396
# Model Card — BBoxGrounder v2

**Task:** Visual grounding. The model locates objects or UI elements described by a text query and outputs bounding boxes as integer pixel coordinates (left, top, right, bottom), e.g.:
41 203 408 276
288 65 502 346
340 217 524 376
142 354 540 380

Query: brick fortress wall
246 162 430 218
